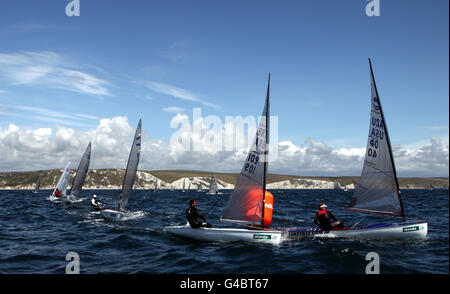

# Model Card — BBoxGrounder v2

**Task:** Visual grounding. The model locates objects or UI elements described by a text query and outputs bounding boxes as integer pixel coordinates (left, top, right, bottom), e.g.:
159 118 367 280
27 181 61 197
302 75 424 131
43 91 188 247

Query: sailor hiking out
186 198 211 228
314 203 344 231
91 195 104 211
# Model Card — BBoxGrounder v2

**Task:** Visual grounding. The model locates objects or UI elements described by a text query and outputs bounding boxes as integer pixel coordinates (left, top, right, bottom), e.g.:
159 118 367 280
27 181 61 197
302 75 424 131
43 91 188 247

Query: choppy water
0 189 448 274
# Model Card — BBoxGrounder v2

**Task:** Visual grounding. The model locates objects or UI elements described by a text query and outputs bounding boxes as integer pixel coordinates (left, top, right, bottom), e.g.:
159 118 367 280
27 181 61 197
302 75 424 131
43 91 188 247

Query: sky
0 0 448 177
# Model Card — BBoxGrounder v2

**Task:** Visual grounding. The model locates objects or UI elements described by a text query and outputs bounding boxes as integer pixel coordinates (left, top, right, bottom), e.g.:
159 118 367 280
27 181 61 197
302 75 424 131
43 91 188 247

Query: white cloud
139 80 221 109
0 51 112 96
163 106 185 113
0 104 99 127
0 116 448 177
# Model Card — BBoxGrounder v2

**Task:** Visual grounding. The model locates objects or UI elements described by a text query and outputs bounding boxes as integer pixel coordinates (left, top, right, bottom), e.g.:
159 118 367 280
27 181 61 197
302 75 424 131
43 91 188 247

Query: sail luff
368 59 405 218
69 142 91 197
261 73 270 225
118 119 142 211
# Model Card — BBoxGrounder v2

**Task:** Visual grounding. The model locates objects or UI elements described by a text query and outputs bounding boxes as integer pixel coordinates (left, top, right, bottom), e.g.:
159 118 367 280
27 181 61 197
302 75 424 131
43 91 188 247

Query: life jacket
317 209 327 216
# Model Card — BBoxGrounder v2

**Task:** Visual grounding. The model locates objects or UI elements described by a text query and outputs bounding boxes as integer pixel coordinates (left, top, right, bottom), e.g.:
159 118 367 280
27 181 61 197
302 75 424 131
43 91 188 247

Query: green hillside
0 169 448 189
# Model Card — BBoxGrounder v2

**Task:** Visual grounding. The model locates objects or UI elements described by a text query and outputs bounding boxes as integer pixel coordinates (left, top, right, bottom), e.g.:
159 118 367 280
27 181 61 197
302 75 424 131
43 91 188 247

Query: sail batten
221 74 271 224
118 119 142 211
347 59 404 218
69 142 91 197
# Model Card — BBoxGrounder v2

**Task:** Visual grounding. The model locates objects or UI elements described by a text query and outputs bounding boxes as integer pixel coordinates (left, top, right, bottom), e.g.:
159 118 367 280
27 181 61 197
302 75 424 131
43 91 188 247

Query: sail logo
253 234 272 240
264 203 273 209
372 97 381 111
403 226 419 232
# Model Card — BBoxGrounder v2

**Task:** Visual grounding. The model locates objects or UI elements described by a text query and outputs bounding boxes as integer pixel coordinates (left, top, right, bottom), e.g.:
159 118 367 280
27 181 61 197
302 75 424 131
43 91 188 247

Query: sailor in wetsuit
186 198 211 229
314 203 344 231
91 195 104 211
54 189 62 197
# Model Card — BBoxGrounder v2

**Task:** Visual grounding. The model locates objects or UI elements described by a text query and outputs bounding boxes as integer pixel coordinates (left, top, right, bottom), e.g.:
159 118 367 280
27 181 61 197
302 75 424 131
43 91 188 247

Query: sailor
186 198 211 229
54 189 62 197
91 195 104 211
314 203 344 231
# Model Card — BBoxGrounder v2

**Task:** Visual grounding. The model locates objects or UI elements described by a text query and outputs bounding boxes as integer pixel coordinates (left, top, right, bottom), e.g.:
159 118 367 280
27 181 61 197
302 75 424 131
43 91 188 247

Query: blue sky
0 0 448 176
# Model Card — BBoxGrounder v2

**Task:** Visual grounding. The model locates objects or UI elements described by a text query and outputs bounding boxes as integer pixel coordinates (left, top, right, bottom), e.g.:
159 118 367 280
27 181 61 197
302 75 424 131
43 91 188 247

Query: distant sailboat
207 174 219 195
287 59 427 240
197 182 203 192
49 162 71 201
182 178 186 192
31 173 42 194
66 142 91 202
166 74 282 245
101 119 142 221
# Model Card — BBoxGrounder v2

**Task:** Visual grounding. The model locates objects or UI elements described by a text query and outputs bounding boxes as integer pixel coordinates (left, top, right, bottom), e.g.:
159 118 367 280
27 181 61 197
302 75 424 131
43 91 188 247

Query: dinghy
31 173 41 194
207 174 220 195
286 59 428 240
100 119 142 221
197 182 203 192
64 142 92 203
181 178 186 192
49 162 71 202
166 74 282 245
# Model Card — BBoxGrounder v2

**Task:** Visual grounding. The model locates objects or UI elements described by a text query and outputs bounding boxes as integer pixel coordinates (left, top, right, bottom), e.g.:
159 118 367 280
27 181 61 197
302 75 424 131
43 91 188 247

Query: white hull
165 225 282 245
100 209 125 221
49 194 79 204
286 221 428 240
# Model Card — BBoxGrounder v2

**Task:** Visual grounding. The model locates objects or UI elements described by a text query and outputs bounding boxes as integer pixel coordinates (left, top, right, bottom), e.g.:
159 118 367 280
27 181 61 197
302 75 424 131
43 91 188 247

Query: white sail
33 174 41 193
347 59 404 217
221 74 270 224
208 175 218 194
53 162 71 196
69 142 91 197
118 119 142 211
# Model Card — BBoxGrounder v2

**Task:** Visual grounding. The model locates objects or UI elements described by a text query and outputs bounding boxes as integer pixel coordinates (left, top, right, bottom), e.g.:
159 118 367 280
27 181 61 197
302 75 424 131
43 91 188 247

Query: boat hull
165 225 282 245
100 209 125 221
286 221 428 240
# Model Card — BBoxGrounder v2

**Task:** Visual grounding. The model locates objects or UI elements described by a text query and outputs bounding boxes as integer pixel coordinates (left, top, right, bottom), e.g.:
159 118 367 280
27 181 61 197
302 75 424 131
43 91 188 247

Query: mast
261 73 270 226
368 58 405 219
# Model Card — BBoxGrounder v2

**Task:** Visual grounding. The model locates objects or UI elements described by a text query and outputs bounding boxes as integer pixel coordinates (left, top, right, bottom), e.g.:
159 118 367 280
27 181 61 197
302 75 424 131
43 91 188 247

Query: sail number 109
244 153 259 175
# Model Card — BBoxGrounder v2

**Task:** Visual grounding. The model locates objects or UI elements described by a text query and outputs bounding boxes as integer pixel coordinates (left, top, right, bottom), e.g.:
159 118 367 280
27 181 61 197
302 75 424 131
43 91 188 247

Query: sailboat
64 142 92 203
31 173 42 194
165 74 282 245
287 59 428 240
197 182 203 192
181 178 186 192
207 174 219 195
49 162 71 201
100 119 142 221
152 179 158 193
